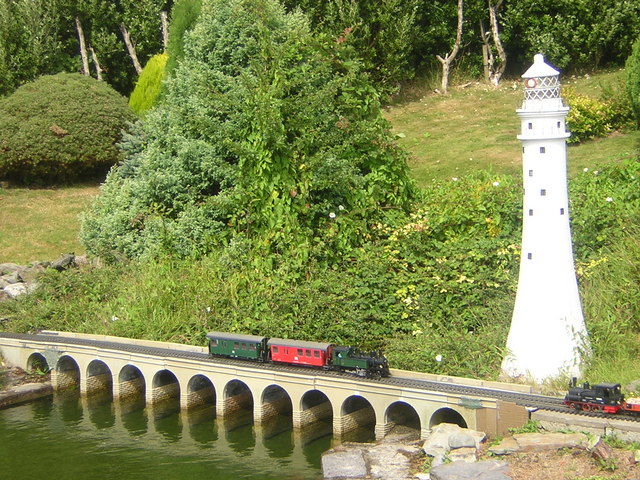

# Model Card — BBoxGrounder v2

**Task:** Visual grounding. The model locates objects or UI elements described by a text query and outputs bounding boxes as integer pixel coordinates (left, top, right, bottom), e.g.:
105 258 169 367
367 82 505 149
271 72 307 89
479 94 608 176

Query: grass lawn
0 184 99 264
385 69 638 187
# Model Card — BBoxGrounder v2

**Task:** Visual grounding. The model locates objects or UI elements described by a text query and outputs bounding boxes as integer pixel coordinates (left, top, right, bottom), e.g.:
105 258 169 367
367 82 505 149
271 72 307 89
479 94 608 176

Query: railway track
1 331 638 423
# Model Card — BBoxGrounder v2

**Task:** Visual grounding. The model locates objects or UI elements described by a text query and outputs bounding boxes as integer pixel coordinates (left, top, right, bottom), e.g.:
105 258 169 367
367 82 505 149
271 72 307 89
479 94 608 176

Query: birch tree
436 0 463 94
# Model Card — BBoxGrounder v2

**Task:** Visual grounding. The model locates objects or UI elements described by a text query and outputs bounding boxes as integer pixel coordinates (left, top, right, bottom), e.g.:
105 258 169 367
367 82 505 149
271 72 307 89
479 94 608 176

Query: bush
81 0 415 263
129 53 169 116
563 87 615 144
626 36 640 126
165 0 202 75
0 73 136 184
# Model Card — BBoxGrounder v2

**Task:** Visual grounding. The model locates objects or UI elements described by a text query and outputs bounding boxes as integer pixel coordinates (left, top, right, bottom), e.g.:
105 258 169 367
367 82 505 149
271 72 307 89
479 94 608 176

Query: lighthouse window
527 253 533 260
560 208 565 215
522 147 525 153
557 121 561 128
540 189 546 196
527 122 533 130
539 146 546 153
528 169 533 177
528 209 533 216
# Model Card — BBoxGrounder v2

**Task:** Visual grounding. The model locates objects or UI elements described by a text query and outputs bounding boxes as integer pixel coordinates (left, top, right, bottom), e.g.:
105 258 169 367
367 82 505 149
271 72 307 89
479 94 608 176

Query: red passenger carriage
267 338 333 368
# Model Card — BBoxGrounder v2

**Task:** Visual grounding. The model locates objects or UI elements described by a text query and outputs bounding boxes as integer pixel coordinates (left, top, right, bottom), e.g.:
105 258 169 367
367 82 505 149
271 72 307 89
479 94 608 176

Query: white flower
338 205 345 211
492 181 500 187
205 307 211 313
606 197 613 202
110 315 119 322
583 168 589 172
452 177 459 182
594 170 599 175
329 212 336 219
435 354 443 362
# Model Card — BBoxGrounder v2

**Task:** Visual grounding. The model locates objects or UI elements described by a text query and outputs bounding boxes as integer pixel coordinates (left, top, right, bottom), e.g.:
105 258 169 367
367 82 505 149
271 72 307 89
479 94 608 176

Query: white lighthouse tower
501 54 589 383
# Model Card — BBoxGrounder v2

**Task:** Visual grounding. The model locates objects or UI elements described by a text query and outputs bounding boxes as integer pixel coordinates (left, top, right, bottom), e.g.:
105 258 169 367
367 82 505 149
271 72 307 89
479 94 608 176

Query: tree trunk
75 17 90 76
161 11 169 50
89 45 103 81
479 20 491 84
436 0 463 94
487 0 506 86
120 22 143 74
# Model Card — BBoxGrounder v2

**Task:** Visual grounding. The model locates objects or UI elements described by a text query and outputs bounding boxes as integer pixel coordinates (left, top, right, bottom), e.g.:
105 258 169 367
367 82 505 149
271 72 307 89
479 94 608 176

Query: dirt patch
0 365 50 390
478 440 640 480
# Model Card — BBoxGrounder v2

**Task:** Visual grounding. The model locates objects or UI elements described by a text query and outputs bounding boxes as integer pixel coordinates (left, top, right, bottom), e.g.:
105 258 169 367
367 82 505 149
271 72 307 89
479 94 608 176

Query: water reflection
0 391 373 480
87 391 115 429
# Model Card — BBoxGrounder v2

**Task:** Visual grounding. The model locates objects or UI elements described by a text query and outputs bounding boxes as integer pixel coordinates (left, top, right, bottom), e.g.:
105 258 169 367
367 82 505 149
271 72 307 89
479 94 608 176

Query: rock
0 263 20 275
449 432 479 449
512 432 588 452
322 446 368 479
448 446 477 463
368 443 421 479
51 253 75 271
4 283 28 298
415 474 430 480
2 270 22 284
587 435 613 462
488 436 519 455
430 460 511 480
0 382 53 408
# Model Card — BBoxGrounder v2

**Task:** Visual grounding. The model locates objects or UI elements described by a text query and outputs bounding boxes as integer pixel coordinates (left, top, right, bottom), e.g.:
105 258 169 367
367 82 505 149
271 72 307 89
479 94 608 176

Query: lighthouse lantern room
501 54 589 383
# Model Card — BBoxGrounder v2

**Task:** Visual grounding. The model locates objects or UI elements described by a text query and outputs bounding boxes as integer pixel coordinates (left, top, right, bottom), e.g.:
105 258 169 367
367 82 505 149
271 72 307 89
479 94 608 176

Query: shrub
165 0 202 75
563 87 615 144
81 0 415 263
0 73 136 184
129 53 169 116
626 36 640 126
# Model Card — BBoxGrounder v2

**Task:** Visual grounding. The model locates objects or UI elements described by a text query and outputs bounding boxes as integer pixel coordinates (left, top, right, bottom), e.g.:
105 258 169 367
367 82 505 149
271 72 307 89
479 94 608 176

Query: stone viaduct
0 332 530 440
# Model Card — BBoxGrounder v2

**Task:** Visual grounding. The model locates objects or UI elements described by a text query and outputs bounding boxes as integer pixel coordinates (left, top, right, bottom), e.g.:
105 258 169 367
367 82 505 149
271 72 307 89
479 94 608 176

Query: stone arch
341 395 376 439
300 389 333 427
385 401 421 430
86 360 113 396
261 384 293 419
223 379 253 415
55 355 80 391
26 352 50 373
430 407 467 429
186 374 216 410
151 369 180 404
118 364 146 402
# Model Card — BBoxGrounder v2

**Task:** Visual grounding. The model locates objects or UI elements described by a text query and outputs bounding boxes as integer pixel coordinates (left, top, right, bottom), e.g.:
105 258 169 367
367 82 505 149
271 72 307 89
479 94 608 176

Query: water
0 392 364 479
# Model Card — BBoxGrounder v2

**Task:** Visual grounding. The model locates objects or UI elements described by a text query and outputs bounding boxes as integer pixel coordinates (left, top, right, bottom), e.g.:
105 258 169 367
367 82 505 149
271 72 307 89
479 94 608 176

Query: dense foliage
3 0 640 99
129 53 169 115
81 0 415 263
4 160 639 381
0 73 136 184
0 0 171 96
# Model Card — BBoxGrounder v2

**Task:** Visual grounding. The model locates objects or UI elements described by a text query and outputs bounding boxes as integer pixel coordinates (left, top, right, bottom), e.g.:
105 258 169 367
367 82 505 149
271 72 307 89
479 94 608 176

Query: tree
80 0 415 263
480 0 506 86
436 0 463 94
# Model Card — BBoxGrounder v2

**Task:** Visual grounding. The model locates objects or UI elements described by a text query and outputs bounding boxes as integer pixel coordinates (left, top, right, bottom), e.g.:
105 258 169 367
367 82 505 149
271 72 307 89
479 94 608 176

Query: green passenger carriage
206 331 268 361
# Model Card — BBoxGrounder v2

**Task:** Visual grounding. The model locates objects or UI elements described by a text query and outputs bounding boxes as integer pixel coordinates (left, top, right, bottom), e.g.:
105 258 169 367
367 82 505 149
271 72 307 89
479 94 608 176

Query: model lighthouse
501 54 589 382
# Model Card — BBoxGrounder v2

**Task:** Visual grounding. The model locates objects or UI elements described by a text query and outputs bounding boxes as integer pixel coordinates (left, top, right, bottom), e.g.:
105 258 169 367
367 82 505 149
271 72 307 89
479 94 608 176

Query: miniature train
564 378 640 415
206 331 390 378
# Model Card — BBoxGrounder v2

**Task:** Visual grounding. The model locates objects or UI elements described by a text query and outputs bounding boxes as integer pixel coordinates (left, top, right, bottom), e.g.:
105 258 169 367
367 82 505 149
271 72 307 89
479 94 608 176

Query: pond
0 392 373 479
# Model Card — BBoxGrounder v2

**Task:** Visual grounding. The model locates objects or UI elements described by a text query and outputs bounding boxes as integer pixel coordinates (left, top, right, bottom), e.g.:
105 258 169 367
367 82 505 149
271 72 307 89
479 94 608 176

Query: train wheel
582 403 590 411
